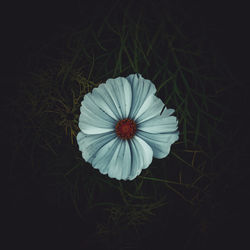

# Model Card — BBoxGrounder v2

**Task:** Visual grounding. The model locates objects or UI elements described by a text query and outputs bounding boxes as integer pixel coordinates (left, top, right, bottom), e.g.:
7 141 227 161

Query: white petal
126 74 156 119
81 92 116 124
76 131 116 163
106 140 132 180
134 95 155 121
121 141 132 180
107 141 123 180
136 95 175 124
138 115 178 134
128 135 153 180
93 139 132 181
106 77 132 118
79 116 114 134
78 103 115 134
136 130 179 159
90 84 120 120
128 139 143 180
91 137 121 175
80 105 114 127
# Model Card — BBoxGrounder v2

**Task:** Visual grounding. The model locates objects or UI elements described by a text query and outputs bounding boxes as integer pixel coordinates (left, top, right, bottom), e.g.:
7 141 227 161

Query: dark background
2 1 250 80
2 0 250 249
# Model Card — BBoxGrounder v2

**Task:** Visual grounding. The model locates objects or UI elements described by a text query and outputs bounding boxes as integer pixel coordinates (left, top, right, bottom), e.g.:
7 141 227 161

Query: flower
77 73 179 181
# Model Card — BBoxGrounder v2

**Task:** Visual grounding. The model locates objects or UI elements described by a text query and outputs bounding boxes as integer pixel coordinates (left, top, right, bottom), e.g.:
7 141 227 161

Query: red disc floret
115 118 136 140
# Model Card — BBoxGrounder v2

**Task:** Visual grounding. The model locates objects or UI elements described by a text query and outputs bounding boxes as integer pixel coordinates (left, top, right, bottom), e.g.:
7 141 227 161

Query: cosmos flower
77 73 179 181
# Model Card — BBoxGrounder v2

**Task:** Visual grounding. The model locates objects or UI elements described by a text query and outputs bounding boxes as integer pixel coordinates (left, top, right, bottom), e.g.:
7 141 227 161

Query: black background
2 0 250 249
2 1 250 80
1 1 250 94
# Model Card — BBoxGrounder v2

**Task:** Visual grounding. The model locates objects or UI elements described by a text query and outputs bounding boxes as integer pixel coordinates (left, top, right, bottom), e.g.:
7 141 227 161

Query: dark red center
115 118 136 140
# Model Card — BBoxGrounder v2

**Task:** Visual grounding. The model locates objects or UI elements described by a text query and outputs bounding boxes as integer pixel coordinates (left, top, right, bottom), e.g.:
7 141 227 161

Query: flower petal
78 101 116 134
138 112 178 134
121 141 132 180
77 131 116 162
90 84 121 120
107 140 132 180
91 137 121 175
107 141 123 179
136 130 179 159
128 135 153 180
126 74 156 119
79 113 114 134
88 138 132 180
133 95 155 121
136 95 175 124
81 93 117 124
106 77 132 118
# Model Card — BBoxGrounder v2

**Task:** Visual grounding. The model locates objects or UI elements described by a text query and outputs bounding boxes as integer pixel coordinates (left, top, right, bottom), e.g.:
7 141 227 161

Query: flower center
115 118 136 140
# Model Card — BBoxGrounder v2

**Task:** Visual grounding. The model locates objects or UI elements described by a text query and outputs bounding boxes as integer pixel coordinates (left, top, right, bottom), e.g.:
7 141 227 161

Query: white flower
77 73 179 181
